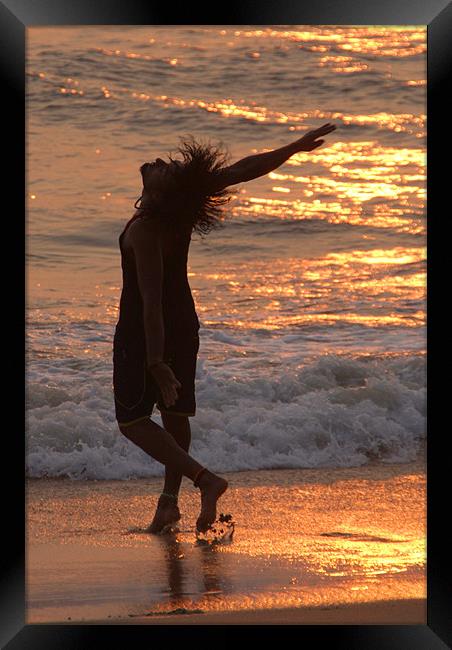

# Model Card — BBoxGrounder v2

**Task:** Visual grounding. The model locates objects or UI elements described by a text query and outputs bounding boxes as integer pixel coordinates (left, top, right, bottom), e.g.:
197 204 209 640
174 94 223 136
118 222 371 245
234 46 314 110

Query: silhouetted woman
113 125 336 533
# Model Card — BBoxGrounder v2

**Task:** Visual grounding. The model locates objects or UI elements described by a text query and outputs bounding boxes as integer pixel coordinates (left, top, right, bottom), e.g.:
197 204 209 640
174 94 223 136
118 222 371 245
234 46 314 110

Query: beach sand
26 458 426 625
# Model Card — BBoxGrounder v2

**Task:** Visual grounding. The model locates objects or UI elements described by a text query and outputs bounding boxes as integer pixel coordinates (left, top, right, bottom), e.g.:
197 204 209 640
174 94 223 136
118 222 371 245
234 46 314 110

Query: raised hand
294 123 337 152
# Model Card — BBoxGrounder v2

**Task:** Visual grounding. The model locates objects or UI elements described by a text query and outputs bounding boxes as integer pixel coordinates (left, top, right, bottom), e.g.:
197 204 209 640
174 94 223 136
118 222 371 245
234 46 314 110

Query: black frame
4 0 450 647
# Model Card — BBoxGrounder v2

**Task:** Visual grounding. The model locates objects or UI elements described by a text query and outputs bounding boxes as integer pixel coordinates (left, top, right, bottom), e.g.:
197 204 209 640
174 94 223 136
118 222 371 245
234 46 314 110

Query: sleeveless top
114 212 200 350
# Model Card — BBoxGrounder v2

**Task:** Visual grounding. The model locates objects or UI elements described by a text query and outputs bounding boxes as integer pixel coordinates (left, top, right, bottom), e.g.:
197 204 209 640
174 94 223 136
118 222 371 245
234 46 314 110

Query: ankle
193 467 218 489
159 492 178 505
193 467 209 488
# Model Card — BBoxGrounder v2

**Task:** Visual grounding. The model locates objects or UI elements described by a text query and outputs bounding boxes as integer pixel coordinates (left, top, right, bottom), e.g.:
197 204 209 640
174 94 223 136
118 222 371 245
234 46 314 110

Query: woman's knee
118 423 130 436
118 417 156 437
118 420 144 437
161 411 190 430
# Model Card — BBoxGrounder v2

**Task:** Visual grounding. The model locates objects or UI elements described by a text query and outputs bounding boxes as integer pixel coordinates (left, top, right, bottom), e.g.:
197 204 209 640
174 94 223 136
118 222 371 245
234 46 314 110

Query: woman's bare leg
160 412 191 495
119 416 227 532
119 417 201 479
145 413 191 533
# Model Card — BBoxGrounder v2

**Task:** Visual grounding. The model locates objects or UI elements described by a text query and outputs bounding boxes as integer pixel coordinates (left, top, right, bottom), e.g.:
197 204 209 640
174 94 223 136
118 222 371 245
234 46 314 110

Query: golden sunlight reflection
30 68 425 138
215 26 426 58
195 248 425 331
289 141 425 170
235 198 423 234
406 80 426 87
319 55 370 73
118 83 427 136
232 141 427 234
202 474 426 601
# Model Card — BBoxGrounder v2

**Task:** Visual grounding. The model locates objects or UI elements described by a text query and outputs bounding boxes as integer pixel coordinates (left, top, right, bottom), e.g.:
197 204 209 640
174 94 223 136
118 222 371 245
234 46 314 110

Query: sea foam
26 352 425 479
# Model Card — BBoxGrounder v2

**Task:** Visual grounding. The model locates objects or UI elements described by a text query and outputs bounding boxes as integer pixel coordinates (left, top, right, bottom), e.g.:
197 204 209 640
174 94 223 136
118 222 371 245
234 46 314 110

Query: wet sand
87 598 426 625
26 459 426 624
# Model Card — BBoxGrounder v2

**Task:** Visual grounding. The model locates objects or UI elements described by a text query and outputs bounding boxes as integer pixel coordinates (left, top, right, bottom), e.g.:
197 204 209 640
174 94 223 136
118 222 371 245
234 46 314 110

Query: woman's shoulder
123 213 162 248
131 212 163 232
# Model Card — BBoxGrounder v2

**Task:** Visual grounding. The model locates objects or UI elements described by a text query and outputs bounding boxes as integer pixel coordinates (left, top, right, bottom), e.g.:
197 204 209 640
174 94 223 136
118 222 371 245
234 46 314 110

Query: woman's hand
149 362 182 408
294 123 337 152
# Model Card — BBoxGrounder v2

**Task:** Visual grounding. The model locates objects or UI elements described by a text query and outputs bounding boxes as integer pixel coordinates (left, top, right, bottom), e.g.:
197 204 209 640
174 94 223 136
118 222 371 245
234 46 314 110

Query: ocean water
26 26 426 479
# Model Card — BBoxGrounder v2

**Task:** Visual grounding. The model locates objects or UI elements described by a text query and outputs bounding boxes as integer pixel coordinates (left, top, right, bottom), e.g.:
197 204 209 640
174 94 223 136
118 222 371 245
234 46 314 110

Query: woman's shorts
113 332 200 427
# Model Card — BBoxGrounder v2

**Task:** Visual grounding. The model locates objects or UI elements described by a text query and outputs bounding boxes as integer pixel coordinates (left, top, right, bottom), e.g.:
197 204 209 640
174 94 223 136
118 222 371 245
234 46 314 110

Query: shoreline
26 452 426 488
66 598 425 626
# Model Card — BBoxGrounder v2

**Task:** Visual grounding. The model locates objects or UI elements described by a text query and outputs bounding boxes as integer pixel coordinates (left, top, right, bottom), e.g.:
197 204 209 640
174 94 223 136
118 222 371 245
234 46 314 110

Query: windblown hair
136 136 234 237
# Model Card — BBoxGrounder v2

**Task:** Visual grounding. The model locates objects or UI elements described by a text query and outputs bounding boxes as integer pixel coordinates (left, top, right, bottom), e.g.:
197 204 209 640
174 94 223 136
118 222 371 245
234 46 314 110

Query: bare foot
145 495 181 534
196 471 229 533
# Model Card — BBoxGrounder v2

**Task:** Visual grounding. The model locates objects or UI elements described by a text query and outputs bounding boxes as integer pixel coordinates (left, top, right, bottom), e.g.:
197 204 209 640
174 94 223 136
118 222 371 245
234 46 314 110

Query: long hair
136 136 234 236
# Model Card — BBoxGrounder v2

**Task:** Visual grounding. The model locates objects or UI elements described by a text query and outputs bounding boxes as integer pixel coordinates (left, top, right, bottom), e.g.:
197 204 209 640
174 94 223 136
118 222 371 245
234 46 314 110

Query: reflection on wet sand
156 533 230 606
26 465 425 621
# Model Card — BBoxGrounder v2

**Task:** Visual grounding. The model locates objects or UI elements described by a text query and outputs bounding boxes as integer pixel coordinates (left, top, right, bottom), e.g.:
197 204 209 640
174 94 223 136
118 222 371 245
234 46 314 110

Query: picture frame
3 0 449 647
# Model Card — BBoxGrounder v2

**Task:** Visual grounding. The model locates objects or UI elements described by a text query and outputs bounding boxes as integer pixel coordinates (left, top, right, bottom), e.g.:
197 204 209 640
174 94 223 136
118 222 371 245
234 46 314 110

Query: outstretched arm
211 123 336 191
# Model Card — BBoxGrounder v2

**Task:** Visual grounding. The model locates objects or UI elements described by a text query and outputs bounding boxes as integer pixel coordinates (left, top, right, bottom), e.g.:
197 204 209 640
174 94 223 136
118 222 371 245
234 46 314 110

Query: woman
113 125 336 534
